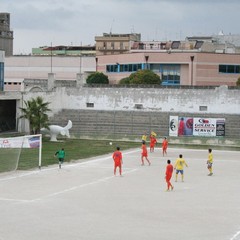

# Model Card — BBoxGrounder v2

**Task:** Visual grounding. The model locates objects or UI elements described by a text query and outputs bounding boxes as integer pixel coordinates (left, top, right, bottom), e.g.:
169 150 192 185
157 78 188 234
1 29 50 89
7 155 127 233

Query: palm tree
19 96 51 134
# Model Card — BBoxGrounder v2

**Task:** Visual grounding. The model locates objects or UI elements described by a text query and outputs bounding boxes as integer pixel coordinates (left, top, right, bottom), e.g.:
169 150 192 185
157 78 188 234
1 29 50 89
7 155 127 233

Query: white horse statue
41 120 72 141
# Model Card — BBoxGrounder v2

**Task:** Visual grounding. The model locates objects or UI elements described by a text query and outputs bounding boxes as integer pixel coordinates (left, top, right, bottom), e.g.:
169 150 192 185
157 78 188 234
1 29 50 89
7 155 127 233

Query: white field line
0 168 138 203
0 149 140 203
0 197 31 203
0 148 140 182
32 168 138 202
230 230 240 240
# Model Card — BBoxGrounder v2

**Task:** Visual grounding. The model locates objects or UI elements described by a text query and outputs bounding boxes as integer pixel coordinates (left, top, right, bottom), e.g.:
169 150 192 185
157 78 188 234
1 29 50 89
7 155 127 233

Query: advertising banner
169 116 178 136
193 118 217 136
216 119 225 136
178 117 193 136
169 117 225 137
0 135 40 148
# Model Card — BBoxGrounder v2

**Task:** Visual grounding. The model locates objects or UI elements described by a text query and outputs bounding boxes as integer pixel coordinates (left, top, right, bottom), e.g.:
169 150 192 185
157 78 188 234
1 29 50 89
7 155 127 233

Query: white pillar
76 73 86 87
48 73 55 91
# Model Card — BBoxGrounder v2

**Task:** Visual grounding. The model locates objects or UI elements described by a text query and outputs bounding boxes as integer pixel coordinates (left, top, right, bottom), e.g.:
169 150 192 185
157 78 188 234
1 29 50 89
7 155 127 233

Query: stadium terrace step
49 109 240 141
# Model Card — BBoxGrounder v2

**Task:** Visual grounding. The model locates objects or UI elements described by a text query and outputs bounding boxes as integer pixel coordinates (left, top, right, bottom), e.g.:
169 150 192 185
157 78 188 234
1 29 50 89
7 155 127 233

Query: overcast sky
1 0 240 54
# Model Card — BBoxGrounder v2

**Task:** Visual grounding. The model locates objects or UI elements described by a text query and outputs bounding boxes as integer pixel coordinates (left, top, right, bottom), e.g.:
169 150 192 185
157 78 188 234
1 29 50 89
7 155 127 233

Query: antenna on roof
110 19 115 35
131 25 135 33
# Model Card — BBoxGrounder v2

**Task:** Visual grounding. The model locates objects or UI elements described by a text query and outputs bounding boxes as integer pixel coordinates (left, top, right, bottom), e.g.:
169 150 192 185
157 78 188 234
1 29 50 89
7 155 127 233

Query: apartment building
95 33 240 86
95 33 141 55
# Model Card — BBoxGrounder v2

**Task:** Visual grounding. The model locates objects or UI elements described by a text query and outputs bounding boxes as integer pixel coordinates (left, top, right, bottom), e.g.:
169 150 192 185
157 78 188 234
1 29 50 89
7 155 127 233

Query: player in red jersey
112 147 123 176
162 137 168 156
141 142 151 166
150 134 157 152
165 159 174 191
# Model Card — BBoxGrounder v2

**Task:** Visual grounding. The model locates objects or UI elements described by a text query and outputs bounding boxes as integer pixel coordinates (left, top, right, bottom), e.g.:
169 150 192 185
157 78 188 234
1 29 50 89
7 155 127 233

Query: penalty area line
0 168 138 203
230 230 240 240
32 168 138 202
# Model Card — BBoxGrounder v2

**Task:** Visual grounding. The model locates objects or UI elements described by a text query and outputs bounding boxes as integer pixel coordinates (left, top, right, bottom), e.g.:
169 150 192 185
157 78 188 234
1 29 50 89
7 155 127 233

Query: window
139 43 144 50
111 42 114 49
135 104 143 109
194 41 203 49
86 103 94 108
133 64 138 71
228 65 235 73
129 65 133 72
171 41 180 49
150 64 161 71
106 63 143 73
219 65 227 73
160 64 180 85
236 66 240 73
199 106 208 111
123 65 129 72
120 42 123 50
219 64 240 74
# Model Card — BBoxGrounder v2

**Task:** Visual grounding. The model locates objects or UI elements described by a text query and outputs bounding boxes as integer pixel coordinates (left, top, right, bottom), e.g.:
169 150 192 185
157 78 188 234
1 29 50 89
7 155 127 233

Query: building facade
4 55 96 91
97 51 240 86
0 13 13 56
94 32 240 86
4 30 240 90
95 33 141 55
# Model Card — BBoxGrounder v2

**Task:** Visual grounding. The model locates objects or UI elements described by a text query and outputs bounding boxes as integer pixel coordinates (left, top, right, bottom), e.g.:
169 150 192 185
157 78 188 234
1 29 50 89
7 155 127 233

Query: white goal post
0 134 42 172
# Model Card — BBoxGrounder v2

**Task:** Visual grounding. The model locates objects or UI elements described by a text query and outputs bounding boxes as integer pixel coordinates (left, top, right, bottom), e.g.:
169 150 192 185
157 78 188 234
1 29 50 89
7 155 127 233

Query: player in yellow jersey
141 132 147 144
207 148 213 176
174 154 188 182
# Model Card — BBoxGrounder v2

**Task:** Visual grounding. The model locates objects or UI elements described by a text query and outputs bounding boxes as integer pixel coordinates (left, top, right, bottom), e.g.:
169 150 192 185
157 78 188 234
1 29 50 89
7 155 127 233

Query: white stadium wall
2 85 239 138
20 85 240 116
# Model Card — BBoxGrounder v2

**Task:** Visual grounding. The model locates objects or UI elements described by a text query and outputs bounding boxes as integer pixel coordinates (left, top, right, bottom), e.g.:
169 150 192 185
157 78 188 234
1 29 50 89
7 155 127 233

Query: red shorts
165 175 172 181
114 161 121 167
142 152 148 157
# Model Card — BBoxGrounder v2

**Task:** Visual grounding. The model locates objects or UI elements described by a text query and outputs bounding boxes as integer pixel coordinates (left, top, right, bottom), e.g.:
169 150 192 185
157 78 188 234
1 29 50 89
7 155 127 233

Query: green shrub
86 72 109 84
120 70 161 85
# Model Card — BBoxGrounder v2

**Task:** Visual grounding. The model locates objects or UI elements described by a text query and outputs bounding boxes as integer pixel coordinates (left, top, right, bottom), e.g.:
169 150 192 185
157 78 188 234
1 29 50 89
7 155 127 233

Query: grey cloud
1 0 240 54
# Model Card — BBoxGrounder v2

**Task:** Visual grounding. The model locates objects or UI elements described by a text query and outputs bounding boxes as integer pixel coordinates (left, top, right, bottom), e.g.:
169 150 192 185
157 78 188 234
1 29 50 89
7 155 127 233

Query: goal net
0 134 42 173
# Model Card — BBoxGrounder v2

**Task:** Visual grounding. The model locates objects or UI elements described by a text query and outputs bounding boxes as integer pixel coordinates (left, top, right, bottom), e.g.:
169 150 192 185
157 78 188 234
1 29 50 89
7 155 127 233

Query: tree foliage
86 72 109 84
19 96 51 134
236 77 240 86
119 77 130 85
119 69 161 85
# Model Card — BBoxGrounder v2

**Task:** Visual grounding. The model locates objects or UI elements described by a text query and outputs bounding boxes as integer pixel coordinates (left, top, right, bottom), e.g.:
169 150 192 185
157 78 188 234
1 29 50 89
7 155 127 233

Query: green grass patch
0 148 20 172
17 138 141 170
1 137 239 172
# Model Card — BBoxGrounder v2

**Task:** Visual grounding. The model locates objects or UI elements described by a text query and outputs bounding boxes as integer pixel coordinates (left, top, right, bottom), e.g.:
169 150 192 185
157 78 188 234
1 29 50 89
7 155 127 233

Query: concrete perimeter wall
14 84 240 145
21 85 240 115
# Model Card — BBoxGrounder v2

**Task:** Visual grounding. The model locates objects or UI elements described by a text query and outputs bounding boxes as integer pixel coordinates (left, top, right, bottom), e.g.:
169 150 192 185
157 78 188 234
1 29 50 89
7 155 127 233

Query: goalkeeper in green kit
55 148 65 169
